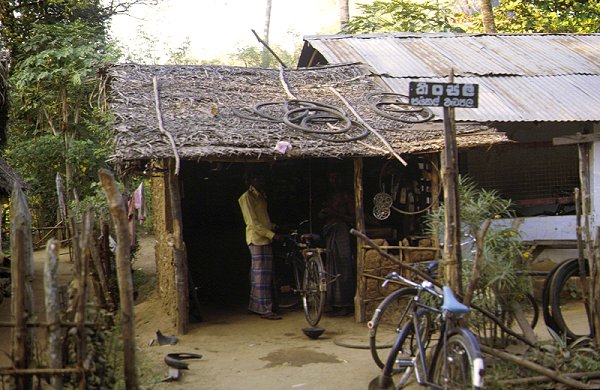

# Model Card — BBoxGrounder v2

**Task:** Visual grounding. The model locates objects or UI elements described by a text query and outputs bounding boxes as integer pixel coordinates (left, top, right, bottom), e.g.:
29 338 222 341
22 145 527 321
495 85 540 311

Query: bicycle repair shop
103 32 599 334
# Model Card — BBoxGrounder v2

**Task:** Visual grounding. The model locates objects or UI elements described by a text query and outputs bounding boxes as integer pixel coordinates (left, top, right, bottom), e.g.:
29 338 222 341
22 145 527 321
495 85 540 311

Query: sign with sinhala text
409 81 479 108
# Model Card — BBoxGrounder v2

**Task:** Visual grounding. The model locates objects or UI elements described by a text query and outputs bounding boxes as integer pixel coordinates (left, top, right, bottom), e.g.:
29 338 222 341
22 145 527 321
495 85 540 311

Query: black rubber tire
368 287 418 369
303 254 326 326
429 330 485 389
273 254 302 310
549 258 591 340
524 292 540 330
377 320 417 389
542 260 566 337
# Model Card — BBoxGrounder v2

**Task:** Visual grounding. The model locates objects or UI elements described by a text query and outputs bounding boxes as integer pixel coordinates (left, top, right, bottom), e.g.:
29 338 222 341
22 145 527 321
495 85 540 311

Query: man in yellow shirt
238 169 282 320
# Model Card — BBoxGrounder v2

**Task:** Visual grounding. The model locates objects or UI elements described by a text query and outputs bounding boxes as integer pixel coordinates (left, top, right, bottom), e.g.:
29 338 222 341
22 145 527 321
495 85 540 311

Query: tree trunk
479 0 497 33
338 0 349 30
261 0 272 68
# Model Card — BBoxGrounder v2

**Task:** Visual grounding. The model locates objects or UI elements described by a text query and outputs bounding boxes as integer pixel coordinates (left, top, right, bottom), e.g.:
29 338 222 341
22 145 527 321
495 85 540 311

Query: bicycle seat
441 286 469 314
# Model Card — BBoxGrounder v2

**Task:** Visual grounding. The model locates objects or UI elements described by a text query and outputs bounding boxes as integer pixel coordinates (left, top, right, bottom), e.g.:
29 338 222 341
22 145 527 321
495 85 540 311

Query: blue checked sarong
248 244 274 315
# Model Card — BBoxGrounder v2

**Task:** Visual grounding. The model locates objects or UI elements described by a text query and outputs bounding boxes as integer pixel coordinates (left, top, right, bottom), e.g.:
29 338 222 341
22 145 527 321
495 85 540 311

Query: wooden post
441 70 462 294
98 169 138 390
45 238 64 389
353 158 366 322
577 143 600 344
167 159 188 335
10 184 35 390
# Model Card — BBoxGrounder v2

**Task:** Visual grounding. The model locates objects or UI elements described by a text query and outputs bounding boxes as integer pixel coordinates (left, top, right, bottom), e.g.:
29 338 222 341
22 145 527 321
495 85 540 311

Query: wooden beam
353 158 366 322
441 73 462 294
167 159 188 335
553 133 600 146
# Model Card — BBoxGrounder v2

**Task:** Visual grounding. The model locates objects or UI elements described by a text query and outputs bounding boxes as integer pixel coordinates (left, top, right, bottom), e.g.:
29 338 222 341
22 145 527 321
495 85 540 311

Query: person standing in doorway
319 169 356 317
238 168 282 320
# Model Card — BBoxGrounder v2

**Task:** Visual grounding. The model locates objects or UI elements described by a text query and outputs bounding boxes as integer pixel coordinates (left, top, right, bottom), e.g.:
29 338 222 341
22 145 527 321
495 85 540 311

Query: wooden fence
0 171 138 389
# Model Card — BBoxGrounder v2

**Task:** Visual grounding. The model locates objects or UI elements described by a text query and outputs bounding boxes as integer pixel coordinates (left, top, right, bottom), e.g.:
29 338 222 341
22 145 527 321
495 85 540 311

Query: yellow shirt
238 185 275 246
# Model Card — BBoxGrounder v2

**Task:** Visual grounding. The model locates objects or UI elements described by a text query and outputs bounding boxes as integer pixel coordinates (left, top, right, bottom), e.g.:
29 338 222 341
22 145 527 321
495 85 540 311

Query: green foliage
343 0 600 33
5 20 116 226
229 44 299 68
426 176 532 344
342 0 464 33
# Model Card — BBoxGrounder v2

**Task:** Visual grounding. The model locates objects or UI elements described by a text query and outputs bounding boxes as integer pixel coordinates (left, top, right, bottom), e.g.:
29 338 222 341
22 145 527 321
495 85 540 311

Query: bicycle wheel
377 320 418 390
550 258 591 340
429 329 484 390
302 254 326 326
273 255 302 310
368 287 418 369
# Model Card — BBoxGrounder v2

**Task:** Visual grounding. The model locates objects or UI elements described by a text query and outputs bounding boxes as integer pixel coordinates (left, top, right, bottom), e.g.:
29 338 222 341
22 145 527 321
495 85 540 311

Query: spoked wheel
430 331 484 390
273 255 302 311
302 255 326 326
368 287 418 369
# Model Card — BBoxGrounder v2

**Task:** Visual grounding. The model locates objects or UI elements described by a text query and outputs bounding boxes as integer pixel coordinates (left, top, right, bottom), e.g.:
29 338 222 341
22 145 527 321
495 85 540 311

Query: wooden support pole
167 159 188 335
98 169 138 390
577 143 600 344
353 158 366 322
441 70 462 294
45 238 64 389
10 184 34 390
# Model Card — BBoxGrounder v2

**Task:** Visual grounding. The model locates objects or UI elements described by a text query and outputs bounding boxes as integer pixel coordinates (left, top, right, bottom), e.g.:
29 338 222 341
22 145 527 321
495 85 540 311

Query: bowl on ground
302 327 325 340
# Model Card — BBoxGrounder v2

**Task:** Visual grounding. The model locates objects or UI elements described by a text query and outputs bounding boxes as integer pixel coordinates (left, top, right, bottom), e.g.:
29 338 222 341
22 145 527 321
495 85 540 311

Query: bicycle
371 271 485 390
273 223 332 326
368 259 539 369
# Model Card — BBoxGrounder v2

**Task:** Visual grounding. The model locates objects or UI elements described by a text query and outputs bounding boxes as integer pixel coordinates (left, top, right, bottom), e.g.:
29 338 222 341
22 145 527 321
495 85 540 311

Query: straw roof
105 63 509 165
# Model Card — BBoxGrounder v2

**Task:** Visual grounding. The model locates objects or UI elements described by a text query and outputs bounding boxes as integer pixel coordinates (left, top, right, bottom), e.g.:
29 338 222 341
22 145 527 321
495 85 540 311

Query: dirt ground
0 234 593 389
132 234 388 390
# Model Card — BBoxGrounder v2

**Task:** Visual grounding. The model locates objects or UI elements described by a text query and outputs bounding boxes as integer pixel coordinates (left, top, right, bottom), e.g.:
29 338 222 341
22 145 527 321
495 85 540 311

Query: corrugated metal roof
302 33 600 122
384 75 600 122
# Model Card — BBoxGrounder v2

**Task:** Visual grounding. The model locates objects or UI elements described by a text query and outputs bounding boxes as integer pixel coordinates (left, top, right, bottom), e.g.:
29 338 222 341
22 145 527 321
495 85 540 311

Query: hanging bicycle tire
549 258 592 340
365 91 434 123
302 254 326 326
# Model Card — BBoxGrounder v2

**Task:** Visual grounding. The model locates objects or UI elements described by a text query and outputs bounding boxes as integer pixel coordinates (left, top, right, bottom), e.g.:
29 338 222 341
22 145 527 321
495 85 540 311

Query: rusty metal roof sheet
301 33 600 122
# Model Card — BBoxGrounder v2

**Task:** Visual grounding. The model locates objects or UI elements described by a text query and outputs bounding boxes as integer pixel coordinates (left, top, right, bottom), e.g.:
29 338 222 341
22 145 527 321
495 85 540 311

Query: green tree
342 0 462 33
343 0 600 33
7 21 117 225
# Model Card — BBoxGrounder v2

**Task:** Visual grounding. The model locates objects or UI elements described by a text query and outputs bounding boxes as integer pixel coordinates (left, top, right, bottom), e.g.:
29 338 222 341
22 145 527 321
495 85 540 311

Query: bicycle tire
524 292 539 330
273 255 302 310
368 287 418 369
549 258 591 340
302 254 326 326
429 329 485 390
542 261 564 337
377 319 417 390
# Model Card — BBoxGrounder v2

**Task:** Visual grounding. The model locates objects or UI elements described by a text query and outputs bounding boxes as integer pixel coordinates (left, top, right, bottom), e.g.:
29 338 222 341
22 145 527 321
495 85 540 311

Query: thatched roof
105 63 509 165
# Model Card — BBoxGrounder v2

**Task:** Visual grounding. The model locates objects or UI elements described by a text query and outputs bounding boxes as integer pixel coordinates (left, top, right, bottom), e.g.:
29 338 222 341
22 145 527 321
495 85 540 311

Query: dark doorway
180 159 354 308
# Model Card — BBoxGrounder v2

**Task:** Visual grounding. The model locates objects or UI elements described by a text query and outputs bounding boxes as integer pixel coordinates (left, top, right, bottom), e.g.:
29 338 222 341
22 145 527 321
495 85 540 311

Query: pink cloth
133 182 145 223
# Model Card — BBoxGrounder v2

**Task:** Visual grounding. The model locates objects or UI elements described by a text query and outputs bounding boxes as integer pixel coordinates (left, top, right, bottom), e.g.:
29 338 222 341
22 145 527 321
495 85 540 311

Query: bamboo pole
352 158 366 322
98 169 138 390
10 184 35 390
45 238 64 389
